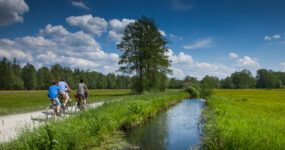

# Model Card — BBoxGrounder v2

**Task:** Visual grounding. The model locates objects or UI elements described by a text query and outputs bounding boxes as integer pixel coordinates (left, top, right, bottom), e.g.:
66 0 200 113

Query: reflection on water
125 99 205 150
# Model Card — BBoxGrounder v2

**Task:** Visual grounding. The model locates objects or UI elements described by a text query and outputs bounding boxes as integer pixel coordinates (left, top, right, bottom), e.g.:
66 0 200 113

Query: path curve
0 102 104 143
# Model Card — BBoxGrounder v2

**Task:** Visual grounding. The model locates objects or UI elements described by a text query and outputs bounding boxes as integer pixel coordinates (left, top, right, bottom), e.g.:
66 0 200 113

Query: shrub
184 86 200 98
200 87 213 98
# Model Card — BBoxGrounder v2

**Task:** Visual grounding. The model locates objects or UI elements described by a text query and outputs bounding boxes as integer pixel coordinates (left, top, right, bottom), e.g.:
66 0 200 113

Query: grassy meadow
0 89 132 116
1 90 188 150
203 89 285 149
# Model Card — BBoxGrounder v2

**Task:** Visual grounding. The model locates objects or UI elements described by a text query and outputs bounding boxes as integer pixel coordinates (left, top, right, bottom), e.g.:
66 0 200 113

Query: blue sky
0 0 284 79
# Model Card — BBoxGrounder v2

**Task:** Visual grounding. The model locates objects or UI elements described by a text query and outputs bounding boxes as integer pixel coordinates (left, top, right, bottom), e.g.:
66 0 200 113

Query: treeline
169 69 285 89
2 58 285 90
0 58 131 90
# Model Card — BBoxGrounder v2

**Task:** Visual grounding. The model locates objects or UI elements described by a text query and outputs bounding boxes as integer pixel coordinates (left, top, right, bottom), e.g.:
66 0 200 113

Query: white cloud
159 30 166 37
71 1 90 10
0 0 29 26
17 36 56 48
280 62 285 71
39 24 69 36
237 56 260 68
273 34 281 39
169 34 183 41
236 56 261 74
264 34 281 40
264 35 271 40
66 14 108 36
229 52 239 59
167 49 264 79
107 18 135 42
183 38 211 49
0 48 33 61
167 49 234 79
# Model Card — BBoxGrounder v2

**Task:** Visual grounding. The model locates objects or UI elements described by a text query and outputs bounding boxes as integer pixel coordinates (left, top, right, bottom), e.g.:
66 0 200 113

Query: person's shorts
65 93 70 99
60 92 70 99
77 93 85 99
49 98 61 106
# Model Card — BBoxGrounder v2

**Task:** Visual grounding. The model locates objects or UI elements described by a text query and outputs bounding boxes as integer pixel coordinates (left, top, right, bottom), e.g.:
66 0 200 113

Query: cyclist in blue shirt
48 81 64 115
58 78 73 108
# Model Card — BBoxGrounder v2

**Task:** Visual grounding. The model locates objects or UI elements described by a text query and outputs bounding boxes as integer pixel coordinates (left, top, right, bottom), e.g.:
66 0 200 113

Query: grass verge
1 90 188 149
202 89 285 149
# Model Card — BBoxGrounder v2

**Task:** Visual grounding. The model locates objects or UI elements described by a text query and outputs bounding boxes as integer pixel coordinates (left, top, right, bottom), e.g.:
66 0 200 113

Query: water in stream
125 99 205 150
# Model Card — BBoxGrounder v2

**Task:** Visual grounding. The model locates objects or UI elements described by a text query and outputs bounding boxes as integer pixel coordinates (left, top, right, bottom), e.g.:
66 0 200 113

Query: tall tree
22 63 37 90
231 69 256 89
0 58 15 90
37 66 52 89
117 15 171 94
12 58 24 89
220 77 234 89
107 73 116 89
201 76 220 89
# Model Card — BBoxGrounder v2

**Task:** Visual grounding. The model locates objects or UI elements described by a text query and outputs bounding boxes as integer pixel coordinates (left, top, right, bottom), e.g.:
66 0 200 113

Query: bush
200 87 213 98
184 86 200 98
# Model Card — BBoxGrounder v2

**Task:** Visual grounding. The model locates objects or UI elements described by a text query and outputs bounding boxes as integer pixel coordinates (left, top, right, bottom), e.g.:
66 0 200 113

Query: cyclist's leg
83 97 86 108
50 98 60 113
62 93 68 106
76 94 81 107
54 98 61 113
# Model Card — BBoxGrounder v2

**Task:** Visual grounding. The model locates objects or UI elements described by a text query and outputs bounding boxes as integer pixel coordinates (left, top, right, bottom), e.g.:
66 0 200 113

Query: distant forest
0 58 285 90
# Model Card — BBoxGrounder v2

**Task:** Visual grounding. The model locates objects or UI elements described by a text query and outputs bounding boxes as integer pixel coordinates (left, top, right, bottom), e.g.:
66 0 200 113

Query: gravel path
0 102 104 143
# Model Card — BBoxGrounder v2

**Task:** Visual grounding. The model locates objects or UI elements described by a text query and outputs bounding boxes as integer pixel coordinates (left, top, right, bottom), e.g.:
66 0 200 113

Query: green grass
0 89 131 116
1 90 188 150
203 89 285 149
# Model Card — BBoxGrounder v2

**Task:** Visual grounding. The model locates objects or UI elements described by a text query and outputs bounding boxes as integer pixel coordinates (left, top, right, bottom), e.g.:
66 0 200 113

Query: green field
2 90 188 149
203 89 285 149
0 89 132 116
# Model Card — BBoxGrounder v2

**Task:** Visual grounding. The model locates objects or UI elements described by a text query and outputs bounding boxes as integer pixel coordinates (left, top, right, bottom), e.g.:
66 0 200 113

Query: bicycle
74 92 89 111
46 99 63 117
58 94 76 113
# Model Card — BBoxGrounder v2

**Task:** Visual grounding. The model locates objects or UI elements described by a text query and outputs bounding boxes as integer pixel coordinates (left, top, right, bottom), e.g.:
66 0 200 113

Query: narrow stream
125 99 205 150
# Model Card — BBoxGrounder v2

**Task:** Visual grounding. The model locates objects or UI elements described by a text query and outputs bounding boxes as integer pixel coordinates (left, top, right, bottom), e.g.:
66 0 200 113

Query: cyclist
58 77 73 108
76 79 89 108
48 81 64 115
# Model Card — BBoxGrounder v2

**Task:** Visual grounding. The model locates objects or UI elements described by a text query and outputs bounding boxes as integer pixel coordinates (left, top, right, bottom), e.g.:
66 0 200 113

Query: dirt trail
0 102 104 143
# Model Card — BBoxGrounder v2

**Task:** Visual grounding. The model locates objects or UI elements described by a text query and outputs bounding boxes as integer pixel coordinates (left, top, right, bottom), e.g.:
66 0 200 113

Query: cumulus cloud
264 35 271 40
39 24 69 36
237 56 260 68
229 52 239 59
280 62 285 71
0 48 33 61
159 30 166 37
17 36 56 48
167 49 234 79
0 0 29 26
167 49 263 79
236 56 261 74
71 1 90 10
264 34 281 40
107 18 135 42
169 34 183 41
273 34 281 39
66 14 108 36
183 38 211 49
0 24 119 74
